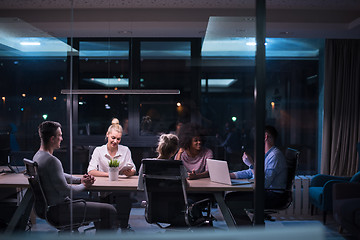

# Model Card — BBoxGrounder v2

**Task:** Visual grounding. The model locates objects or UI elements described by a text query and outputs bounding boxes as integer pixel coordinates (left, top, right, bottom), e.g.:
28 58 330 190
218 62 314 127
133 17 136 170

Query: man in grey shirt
33 121 117 231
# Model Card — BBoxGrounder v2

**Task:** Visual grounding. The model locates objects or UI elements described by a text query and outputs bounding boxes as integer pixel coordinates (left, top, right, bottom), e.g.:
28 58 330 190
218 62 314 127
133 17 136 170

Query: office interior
0 0 359 239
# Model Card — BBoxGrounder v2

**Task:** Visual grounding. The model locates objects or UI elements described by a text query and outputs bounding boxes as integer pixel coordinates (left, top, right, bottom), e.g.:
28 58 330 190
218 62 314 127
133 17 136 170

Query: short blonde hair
107 124 123 135
156 133 179 159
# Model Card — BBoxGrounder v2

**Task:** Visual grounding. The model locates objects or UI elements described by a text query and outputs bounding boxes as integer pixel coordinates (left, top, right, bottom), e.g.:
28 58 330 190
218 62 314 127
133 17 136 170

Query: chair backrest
23 158 48 219
284 147 300 191
142 159 189 226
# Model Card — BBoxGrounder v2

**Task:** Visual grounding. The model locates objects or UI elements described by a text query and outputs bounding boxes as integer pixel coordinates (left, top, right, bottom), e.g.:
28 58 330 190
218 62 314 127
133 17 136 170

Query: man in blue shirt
225 125 288 225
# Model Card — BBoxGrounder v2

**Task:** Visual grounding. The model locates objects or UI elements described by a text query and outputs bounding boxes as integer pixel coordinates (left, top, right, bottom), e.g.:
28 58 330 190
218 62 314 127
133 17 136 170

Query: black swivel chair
264 147 300 219
23 158 95 232
246 147 300 222
141 159 213 228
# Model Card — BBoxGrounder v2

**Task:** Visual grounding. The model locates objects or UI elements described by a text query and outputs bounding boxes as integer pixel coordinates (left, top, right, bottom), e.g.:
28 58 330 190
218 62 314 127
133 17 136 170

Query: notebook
207 159 251 185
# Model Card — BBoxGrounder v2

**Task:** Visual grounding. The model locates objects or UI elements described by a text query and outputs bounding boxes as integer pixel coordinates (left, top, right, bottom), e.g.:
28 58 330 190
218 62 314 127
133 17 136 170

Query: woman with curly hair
175 123 213 180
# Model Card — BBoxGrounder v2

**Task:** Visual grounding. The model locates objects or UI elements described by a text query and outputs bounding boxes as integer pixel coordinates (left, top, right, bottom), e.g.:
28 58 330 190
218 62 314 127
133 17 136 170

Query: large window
200 39 323 174
76 40 130 135
139 41 193 136
0 57 67 151
0 37 322 174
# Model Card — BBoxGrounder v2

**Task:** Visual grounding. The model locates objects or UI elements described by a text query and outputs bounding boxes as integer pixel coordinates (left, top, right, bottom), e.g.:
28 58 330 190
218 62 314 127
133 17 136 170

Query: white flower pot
108 167 119 181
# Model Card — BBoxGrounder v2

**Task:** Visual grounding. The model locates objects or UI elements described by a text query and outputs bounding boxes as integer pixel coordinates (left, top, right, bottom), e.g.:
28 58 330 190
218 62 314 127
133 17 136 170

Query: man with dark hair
225 125 288 225
33 121 117 231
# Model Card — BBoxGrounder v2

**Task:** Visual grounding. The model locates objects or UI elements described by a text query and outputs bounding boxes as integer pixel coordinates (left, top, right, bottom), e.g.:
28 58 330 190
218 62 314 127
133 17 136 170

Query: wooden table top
0 172 253 192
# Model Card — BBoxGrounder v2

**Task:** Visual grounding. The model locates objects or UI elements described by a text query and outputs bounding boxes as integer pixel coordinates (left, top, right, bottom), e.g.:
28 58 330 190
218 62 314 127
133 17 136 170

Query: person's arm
243 152 255 175
264 154 278 188
120 147 136 177
63 173 81 184
232 169 254 179
49 157 86 193
87 147 110 177
88 169 109 177
188 170 209 180
175 148 185 160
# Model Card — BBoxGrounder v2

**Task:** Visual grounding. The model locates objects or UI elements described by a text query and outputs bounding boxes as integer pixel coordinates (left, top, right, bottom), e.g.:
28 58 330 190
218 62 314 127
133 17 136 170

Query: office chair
23 158 95 232
141 159 213 228
246 147 300 222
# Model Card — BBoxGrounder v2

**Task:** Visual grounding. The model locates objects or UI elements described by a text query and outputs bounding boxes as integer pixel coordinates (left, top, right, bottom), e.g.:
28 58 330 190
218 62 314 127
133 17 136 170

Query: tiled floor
27 206 356 240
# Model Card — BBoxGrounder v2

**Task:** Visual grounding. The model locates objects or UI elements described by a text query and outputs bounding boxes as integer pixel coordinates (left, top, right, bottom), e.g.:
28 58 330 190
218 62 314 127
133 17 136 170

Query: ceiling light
84 78 129 87
0 18 77 56
20 41 40 46
201 79 237 88
246 42 256 46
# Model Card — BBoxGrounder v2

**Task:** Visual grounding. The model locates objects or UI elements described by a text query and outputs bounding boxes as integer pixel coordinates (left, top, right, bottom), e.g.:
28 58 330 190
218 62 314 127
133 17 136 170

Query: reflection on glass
140 95 190 136
79 41 129 89
78 95 128 136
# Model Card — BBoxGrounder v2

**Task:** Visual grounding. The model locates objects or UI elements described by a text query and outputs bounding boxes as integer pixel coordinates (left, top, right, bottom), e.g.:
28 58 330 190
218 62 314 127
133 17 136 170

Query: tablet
119 164 133 174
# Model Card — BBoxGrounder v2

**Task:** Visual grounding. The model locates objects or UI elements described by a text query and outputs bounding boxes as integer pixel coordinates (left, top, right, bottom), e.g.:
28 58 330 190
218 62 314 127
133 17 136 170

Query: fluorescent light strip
20 42 41 46
61 89 180 95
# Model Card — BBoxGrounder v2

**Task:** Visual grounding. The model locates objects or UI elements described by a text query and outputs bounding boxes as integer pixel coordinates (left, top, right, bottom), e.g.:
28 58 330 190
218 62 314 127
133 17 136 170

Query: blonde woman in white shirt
88 124 135 177
88 123 136 231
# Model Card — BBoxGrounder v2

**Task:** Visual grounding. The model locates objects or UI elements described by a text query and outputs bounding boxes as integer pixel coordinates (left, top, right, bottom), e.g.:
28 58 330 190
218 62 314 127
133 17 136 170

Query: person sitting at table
225 125 288 225
87 123 136 232
33 121 117 231
175 123 213 180
138 133 187 190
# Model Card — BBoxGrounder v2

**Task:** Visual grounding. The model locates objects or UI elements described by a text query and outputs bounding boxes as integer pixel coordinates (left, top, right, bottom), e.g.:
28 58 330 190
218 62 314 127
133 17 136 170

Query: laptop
207 159 251 185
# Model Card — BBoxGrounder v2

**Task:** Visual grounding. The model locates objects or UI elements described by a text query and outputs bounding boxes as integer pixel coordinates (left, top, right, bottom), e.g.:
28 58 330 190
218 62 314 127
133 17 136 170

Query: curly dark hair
178 123 206 149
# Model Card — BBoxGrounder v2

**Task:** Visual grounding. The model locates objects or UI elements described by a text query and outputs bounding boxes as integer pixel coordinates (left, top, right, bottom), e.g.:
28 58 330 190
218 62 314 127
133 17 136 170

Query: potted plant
108 158 120 181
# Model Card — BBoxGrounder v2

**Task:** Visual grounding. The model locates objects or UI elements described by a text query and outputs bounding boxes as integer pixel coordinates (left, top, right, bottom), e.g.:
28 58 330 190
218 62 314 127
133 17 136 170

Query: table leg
5 189 34 234
213 192 236 229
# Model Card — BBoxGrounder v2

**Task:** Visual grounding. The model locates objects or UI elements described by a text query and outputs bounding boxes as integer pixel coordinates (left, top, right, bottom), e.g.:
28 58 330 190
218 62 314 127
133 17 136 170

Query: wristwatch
249 165 254 169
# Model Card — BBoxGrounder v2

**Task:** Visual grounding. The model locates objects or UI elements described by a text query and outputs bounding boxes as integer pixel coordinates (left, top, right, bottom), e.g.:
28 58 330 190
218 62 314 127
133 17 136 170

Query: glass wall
77 40 130 135
0 37 322 173
200 39 322 174
0 57 68 151
0 2 323 233
139 41 192 136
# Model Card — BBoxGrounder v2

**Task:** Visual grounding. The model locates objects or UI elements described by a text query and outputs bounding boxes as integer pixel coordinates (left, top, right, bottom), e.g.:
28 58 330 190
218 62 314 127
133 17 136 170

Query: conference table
0 171 253 232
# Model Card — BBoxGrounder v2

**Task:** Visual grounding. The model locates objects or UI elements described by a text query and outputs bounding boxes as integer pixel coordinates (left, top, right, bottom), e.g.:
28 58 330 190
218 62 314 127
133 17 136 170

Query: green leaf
108 158 120 167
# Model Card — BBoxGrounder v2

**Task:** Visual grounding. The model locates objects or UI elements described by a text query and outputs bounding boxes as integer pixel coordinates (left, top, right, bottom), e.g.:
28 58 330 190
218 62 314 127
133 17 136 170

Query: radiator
281 175 314 216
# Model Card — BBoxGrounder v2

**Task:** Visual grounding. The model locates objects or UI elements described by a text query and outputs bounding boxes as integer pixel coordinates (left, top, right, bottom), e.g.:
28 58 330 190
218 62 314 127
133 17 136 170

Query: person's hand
175 148 185 160
81 174 95 188
122 169 135 177
188 170 197 180
242 152 253 167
